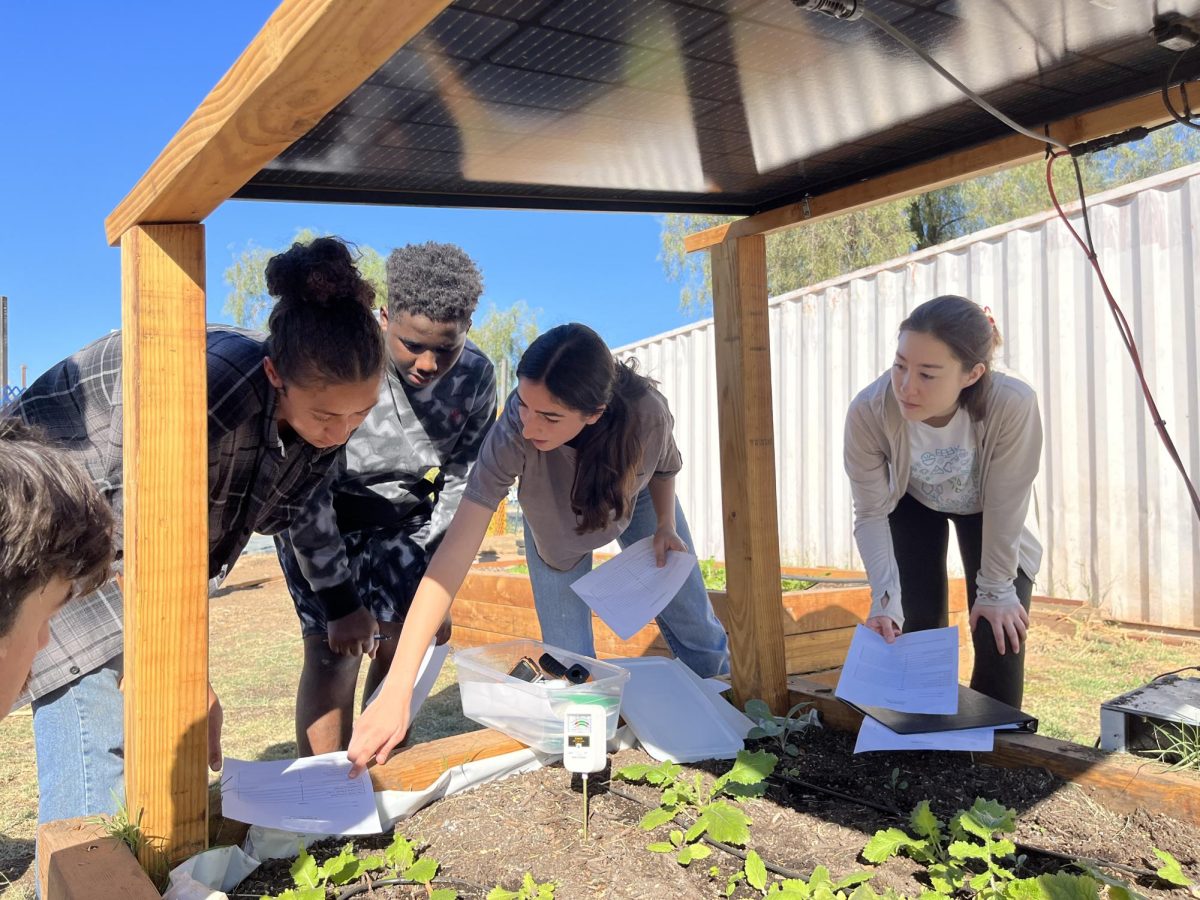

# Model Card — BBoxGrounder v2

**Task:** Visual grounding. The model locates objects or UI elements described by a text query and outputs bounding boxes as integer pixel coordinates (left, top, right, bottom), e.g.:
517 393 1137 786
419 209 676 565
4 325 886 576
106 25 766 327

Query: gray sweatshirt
844 370 1043 628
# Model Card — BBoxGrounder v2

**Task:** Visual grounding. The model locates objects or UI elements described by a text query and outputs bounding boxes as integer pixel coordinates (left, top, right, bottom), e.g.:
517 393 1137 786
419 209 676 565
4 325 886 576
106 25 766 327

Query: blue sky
0 3 701 385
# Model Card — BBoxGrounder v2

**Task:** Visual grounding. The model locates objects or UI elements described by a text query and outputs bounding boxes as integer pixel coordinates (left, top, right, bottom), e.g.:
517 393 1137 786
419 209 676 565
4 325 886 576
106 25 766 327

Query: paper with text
569 536 697 639
835 624 959 715
853 716 996 753
221 752 381 834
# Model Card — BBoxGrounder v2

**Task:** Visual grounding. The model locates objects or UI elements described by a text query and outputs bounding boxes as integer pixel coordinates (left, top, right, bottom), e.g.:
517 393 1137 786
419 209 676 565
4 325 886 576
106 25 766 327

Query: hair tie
982 305 996 327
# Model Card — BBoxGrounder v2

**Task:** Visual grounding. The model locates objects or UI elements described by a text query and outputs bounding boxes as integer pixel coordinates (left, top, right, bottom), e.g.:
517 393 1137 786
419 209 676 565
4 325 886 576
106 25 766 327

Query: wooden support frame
121 224 209 868
38 819 160 900
684 92 1175 252
103 0 454 246
711 235 789 713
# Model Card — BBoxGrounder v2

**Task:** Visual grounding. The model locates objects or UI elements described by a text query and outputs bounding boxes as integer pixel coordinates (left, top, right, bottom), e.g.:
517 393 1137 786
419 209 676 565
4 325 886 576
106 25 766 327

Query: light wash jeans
32 655 126 824
524 487 730 677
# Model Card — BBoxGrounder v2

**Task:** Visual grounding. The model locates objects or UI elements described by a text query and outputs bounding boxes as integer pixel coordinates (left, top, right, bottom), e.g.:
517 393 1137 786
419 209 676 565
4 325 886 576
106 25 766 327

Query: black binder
848 685 1037 734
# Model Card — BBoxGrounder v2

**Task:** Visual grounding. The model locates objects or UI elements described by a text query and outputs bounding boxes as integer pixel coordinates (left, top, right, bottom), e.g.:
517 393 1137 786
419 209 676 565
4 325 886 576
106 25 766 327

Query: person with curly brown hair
8 235 385 826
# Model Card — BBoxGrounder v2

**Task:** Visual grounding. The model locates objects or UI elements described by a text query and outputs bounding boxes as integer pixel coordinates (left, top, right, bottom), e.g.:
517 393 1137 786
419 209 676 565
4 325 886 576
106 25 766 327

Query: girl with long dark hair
844 295 1042 707
348 323 729 772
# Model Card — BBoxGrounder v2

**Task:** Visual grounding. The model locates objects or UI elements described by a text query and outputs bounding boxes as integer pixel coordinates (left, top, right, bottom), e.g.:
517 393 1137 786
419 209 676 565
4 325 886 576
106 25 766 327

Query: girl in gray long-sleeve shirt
844 295 1042 707
346 323 730 773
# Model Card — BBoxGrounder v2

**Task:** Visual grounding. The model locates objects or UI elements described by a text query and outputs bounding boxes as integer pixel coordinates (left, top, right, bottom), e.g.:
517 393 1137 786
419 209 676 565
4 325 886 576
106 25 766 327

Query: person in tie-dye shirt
276 242 496 756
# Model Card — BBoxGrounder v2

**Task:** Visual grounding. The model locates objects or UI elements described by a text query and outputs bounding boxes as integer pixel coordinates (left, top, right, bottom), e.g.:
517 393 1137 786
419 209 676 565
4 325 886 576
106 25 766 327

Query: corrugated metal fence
617 163 1200 629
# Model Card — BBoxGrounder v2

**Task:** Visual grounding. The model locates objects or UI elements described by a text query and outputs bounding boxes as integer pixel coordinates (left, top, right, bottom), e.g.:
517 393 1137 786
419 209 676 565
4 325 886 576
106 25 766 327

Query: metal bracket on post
801 196 813 220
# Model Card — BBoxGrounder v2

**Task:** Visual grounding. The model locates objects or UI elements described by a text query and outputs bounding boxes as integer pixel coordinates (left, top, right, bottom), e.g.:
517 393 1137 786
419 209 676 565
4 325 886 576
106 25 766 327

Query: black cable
1150 664 1200 682
1162 45 1200 132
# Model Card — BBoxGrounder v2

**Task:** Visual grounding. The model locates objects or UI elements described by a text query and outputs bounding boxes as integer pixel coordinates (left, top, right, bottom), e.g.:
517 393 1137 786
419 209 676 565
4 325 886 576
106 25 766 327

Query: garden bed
238 728 1200 899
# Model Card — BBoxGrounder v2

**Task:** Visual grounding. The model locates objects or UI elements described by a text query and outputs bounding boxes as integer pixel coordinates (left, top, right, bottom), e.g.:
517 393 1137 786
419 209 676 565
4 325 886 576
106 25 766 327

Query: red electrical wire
1045 150 1200 521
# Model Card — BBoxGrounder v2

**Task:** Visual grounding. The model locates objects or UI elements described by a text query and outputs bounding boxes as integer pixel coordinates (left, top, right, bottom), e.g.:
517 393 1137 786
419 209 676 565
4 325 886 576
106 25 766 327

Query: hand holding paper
569 536 697 640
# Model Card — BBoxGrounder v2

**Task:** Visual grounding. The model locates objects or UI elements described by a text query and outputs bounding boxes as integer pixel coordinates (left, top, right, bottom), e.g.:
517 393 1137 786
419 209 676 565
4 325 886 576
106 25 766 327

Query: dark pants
888 492 1032 708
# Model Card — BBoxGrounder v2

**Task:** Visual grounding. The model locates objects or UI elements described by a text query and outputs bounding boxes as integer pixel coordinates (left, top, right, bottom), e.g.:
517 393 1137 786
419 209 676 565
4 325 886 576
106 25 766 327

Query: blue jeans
524 488 730 677
32 655 126 824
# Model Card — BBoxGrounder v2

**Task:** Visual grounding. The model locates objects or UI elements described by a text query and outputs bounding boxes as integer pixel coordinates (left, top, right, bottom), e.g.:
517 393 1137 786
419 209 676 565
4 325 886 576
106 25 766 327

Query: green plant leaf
928 863 966 894
677 846 696 866
320 844 359 885
696 801 752 845
615 763 657 782
744 699 774 720
862 828 919 864
724 781 769 799
662 788 681 807
404 857 439 884
290 848 321 890
689 844 713 861
948 840 989 861
384 833 416 871
727 871 746 897
959 799 1016 839
909 801 943 842
834 871 875 890
1004 877 1045 900
1153 849 1193 887
745 849 769 891
647 842 675 853
640 807 676 830
809 866 831 887
968 870 991 890
1074 863 1147 900
486 888 520 900
1036 872 1101 900
848 885 879 900
720 749 779 787
648 763 683 785
670 829 684 847
430 890 459 900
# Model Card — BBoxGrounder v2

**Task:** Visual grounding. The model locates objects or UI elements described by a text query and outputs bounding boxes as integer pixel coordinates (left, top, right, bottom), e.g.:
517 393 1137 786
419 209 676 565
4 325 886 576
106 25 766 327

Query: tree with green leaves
223 228 388 329
661 124 1200 312
468 299 541 394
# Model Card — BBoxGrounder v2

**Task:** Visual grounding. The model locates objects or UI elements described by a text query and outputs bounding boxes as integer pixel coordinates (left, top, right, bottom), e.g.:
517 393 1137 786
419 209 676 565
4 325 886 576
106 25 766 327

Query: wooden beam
684 92 1174 252
104 0 454 246
39 819 161 900
711 235 788 713
786 675 1200 826
121 224 209 868
369 728 529 792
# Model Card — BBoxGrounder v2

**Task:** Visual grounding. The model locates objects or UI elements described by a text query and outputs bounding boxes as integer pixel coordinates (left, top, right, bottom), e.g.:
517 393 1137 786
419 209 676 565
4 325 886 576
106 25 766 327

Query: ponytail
264 236 384 388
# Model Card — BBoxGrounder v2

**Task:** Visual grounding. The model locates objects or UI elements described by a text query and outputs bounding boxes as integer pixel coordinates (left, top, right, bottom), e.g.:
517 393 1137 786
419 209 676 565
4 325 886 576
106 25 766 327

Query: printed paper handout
569 536 697 639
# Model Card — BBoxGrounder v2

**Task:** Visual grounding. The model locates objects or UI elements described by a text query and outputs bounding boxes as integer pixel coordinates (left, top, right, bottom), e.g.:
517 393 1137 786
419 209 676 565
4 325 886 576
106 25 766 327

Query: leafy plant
260 833 453 900
697 559 816 593
745 699 821 757
616 749 777 866
1152 849 1193 888
714 854 876 899
863 799 1027 898
487 871 557 899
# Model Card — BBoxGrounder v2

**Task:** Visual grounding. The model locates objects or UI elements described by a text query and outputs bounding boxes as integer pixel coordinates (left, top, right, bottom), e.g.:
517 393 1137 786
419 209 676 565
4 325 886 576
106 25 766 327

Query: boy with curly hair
276 241 497 755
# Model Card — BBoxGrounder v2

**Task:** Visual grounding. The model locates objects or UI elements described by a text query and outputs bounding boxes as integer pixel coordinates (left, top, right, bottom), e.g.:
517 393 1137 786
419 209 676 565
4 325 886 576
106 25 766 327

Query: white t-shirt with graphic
905 406 982 515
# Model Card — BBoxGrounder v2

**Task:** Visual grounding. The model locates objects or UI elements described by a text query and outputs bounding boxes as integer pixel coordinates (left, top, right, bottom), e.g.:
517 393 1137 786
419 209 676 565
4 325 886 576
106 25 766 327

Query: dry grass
1 556 1197 897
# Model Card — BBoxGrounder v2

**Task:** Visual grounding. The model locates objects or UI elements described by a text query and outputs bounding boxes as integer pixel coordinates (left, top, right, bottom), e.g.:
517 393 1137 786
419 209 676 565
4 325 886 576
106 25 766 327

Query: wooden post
710 235 788 713
120 224 209 868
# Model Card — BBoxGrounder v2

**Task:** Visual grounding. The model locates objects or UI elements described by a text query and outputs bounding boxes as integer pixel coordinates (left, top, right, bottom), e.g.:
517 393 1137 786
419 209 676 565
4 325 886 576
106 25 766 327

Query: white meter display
562 704 607 774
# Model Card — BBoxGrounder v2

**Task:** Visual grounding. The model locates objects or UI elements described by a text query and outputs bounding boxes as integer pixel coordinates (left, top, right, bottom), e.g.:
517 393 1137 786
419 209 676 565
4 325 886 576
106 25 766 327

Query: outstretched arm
346 498 494 775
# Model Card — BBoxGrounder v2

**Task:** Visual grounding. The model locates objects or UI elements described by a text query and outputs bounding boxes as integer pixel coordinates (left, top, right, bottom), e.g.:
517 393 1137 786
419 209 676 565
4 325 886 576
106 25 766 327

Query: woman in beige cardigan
844 295 1042 707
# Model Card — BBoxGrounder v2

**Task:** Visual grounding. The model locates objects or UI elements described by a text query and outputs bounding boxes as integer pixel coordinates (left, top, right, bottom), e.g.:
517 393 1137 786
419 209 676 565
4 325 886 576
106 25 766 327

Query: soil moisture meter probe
563 703 606 839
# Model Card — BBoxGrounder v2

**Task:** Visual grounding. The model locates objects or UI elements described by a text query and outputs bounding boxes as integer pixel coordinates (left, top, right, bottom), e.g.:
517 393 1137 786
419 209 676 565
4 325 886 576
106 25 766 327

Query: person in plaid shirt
7 236 385 827
0 420 114 721
275 242 496 756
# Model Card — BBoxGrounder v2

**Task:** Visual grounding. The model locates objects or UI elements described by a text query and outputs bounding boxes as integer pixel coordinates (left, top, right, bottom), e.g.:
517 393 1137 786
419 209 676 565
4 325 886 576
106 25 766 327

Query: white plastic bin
456 640 630 753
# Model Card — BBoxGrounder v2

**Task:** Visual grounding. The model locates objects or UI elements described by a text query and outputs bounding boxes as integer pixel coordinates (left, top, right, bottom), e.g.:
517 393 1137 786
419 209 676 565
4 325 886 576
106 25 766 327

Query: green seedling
487 871 556 899
260 832 453 900
617 749 777 865
744 699 821 757
1148 722 1200 772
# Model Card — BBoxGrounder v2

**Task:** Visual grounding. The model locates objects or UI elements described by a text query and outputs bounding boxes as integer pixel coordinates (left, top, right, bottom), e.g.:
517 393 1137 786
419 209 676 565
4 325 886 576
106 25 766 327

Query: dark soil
236 728 1200 900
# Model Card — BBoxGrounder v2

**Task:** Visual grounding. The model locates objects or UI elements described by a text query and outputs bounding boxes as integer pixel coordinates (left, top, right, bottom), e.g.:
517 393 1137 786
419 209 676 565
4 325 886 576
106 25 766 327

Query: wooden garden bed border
787 674 1200 826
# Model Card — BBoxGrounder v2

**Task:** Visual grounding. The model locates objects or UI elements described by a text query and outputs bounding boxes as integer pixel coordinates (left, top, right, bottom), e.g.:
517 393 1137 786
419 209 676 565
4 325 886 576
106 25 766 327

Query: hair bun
265 236 375 310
